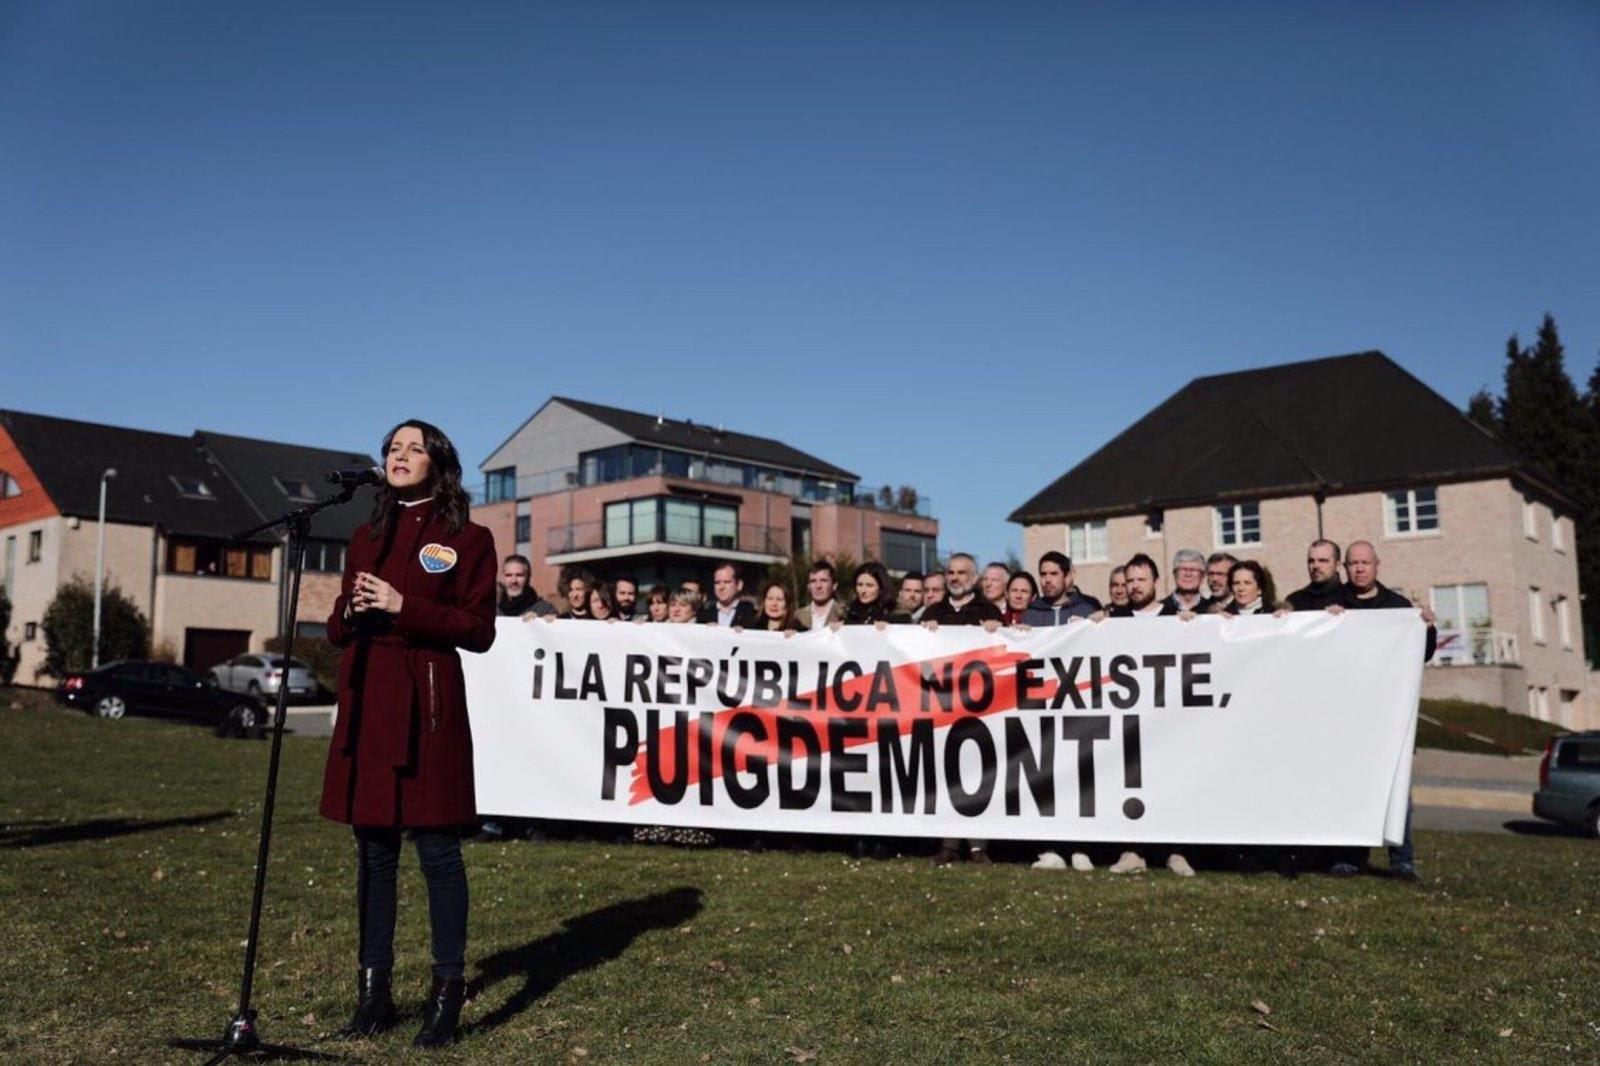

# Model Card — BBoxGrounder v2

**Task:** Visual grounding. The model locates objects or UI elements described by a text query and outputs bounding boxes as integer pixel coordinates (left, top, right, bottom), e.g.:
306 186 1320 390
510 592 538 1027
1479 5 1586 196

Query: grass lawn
1416 698 1567 757
2 688 1597 1064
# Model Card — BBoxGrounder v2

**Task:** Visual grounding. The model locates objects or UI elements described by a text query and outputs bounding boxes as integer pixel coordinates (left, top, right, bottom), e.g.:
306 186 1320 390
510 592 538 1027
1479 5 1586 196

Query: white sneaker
1167 853 1196 877
1070 852 1094 872
1108 851 1147 874
1032 851 1067 870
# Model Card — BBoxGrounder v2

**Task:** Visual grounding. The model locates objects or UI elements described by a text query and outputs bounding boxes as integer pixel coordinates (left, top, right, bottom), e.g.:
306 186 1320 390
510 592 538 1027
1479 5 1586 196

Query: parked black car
56 660 268 738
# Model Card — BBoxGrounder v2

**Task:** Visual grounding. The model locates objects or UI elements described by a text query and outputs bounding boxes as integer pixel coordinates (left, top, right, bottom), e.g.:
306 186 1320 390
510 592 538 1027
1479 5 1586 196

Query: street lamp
92 467 117 669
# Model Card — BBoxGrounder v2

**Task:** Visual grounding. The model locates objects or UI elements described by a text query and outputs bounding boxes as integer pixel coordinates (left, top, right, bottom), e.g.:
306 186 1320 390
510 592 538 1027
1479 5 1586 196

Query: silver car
211 654 320 703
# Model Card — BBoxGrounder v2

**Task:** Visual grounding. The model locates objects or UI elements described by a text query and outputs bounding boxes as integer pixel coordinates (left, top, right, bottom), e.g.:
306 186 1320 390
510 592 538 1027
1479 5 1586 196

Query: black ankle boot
335 967 395 1039
412 975 466 1049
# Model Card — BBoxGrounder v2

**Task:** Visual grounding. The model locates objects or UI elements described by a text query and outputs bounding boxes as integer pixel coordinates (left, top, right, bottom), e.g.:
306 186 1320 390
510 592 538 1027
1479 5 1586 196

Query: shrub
40 577 150 678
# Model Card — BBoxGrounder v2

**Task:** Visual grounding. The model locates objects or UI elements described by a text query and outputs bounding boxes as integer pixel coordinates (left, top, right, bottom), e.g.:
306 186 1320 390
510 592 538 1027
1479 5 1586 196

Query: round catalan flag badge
419 543 458 574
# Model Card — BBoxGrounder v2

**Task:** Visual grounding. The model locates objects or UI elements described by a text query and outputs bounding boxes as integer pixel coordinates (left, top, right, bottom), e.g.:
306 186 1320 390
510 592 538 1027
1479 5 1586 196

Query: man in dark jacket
1022 551 1103 625
920 553 1003 628
1109 554 1180 617
1160 548 1210 614
497 554 555 618
698 562 759 627
1285 539 1344 612
1326 540 1437 881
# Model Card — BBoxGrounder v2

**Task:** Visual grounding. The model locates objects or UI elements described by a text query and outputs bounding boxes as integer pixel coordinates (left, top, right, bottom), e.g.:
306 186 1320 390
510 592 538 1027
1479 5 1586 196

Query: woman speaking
319 419 497 1048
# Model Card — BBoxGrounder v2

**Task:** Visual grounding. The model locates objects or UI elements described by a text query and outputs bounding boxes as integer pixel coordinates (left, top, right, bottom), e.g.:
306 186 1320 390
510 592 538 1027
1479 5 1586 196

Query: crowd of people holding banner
490 538 1435 881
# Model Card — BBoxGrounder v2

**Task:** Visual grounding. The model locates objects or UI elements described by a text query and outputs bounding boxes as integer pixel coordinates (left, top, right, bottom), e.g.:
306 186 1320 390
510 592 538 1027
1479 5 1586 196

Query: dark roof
551 397 858 481
0 410 268 539
1009 351 1558 524
195 431 379 541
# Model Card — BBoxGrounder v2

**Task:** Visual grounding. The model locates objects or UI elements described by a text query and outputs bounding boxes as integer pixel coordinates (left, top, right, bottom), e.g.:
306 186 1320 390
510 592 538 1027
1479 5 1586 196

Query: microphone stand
169 485 360 1064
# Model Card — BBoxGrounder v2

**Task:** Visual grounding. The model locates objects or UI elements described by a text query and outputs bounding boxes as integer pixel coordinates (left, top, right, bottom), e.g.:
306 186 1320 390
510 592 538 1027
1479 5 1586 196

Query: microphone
324 466 385 487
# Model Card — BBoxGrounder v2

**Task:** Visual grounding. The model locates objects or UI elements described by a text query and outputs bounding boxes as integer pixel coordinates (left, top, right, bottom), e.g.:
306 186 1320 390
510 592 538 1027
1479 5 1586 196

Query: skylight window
170 476 216 500
274 476 318 502
0 470 19 498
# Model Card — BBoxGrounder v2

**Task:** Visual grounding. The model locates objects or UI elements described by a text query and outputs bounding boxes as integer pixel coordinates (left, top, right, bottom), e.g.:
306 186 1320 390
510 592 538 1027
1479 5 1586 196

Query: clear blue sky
4 2 1598 562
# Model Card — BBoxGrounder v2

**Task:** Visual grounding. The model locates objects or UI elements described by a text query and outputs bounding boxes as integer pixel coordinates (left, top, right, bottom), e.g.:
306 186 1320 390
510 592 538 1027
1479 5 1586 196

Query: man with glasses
1205 552 1238 611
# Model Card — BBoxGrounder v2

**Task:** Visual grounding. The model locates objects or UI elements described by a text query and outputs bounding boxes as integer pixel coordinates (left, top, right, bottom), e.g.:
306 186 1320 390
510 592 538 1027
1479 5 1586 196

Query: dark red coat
319 500 497 828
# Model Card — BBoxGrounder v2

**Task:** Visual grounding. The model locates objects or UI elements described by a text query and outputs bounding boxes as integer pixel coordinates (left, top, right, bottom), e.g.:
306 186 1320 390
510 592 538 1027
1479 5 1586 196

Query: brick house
472 397 939 595
0 410 374 681
1009 351 1595 729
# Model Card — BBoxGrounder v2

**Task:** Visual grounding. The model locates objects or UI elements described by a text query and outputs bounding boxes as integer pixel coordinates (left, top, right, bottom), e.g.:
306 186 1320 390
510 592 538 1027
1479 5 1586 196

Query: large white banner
464 612 1424 846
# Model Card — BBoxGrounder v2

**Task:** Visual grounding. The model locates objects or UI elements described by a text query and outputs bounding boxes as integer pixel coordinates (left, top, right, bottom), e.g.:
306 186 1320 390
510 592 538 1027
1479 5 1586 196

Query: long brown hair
369 419 472 538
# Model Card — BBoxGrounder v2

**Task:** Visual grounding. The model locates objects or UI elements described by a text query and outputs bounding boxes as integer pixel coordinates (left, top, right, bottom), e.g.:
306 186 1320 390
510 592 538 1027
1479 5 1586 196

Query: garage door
184 628 251 672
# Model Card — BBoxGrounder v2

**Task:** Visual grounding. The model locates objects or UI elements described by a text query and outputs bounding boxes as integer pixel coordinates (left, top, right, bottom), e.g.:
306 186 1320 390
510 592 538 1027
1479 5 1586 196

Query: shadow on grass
0 811 233 850
1502 818 1590 838
466 886 704 1033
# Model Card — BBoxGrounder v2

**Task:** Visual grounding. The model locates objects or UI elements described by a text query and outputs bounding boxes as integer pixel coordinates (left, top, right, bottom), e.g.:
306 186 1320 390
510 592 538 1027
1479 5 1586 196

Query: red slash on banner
624 645 1109 806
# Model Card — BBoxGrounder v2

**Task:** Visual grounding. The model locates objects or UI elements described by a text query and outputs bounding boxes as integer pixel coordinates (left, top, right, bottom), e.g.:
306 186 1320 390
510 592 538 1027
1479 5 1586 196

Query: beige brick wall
1019 477 1594 726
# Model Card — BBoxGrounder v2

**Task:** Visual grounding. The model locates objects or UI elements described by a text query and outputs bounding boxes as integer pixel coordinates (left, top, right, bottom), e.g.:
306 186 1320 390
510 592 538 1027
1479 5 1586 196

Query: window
1523 497 1538 540
1144 512 1163 538
1555 739 1600 770
604 496 739 550
1067 521 1108 563
1384 487 1439 535
1214 502 1261 547
1529 587 1544 644
1527 685 1549 720
23 621 37 641
1553 516 1566 552
514 515 530 543
304 539 345 573
1431 583 1492 664
27 529 42 563
0 470 19 498
273 476 318 502
170 476 216 500
484 467 516 504
881 530 938 572
1556 596 1572 650
166 537 273 581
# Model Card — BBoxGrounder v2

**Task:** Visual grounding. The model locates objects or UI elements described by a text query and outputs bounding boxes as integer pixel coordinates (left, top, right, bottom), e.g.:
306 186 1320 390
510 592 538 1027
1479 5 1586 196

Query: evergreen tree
0 589 19 684
1497 315 1588 495
40 577 150 678
1465 389 1498 434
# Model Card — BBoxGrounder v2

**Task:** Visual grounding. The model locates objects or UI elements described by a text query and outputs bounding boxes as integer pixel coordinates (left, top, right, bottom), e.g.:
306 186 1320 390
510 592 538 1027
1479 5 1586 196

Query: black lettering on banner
554 652 578 700
753 660 784 708
1121 714 1145 820
832 661 864 711
1107 654 1139 709
1061 715 1110 817
876 719 936 813
1051 657 1086 710
828 718 871 811
577 654 605 700
600 707 639 800
532 647 545 697
865 661 900 712
1088 655 1104 709
697 711 715 806
1182 653 1213 707
685 658 713 704
656 656 683 706
945 718 997 816
1004 717 1055 816
716 658 751 707
622 654 651 703
776 716 821 809
1017 658 1047 710
1142 654 1176 708
721 711 769 809
921 662 954 712
959 661 994 712
785 662 813 709
644 708 690 804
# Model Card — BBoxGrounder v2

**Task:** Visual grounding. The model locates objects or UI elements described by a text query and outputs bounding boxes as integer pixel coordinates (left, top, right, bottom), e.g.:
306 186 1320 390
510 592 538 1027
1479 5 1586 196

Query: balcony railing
548 520 790 558
474 464 931 516
1432 627 1519 667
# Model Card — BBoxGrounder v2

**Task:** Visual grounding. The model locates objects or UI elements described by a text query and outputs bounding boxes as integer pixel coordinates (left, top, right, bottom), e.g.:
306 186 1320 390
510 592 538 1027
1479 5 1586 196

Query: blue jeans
1386 799 1414 869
